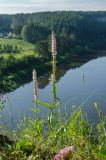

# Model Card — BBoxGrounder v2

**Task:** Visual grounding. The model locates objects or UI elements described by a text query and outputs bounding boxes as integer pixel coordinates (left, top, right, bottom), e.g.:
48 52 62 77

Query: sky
0 0 106 14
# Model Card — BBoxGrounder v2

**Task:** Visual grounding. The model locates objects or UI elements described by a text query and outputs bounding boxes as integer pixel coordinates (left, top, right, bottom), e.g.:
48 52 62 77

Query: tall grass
0 31 106 160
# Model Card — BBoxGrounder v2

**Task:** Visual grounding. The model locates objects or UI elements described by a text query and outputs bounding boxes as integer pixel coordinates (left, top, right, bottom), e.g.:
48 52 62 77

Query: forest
0 11 106 52
1 11 106 92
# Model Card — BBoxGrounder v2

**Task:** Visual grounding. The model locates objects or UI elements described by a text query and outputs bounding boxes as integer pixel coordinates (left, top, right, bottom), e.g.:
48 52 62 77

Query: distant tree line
0 54 48 76
0 44 21 54
1 11 106 56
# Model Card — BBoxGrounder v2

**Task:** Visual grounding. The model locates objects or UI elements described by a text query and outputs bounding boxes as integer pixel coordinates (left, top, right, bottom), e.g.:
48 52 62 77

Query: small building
8 32 16 38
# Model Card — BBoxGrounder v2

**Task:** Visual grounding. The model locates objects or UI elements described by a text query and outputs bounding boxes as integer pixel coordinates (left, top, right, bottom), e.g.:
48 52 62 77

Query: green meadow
0 38 36 59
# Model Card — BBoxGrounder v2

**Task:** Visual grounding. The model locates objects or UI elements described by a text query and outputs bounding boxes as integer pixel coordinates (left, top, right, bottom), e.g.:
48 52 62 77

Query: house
8 32 16 38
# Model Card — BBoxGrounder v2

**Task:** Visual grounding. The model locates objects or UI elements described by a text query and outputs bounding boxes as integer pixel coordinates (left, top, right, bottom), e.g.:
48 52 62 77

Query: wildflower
32 69 38 102
54 146 76 160
51 30 57 57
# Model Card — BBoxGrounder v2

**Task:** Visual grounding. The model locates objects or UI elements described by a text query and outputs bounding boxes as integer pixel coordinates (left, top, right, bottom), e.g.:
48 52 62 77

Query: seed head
32 69 38 101
51 30 57 56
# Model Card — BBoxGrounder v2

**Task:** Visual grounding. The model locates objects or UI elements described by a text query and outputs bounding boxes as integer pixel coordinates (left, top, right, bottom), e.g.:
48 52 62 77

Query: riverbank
1 46 106 93
0 105 106 160
0 50 73 92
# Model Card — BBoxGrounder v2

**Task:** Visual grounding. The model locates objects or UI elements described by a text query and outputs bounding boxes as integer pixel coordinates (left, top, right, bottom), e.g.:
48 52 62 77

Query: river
1 52 106 129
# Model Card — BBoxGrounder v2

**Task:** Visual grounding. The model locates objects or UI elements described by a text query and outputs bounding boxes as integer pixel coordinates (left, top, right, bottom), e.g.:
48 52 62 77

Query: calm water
1 53 106 128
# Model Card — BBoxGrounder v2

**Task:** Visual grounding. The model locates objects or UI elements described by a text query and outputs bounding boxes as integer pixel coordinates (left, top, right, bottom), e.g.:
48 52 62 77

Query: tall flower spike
51 30 57 57
32 69 38 102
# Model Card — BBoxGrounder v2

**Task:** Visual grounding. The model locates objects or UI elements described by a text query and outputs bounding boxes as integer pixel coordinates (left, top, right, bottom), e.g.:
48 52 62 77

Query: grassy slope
0 38 42 92
0 38 38 59
1 106 106 160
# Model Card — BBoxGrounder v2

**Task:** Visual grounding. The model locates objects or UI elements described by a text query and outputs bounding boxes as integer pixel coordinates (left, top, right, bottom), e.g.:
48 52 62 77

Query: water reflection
0 94 6 110
1 51 106 128
39 51 106 89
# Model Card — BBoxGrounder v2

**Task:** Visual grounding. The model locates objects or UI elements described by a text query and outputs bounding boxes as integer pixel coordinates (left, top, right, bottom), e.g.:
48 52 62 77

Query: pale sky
0 0 106 14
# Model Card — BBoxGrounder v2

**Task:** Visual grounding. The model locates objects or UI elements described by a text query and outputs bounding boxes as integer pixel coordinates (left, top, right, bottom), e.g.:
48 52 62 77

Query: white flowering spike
32 69 38 101
51 30 57 56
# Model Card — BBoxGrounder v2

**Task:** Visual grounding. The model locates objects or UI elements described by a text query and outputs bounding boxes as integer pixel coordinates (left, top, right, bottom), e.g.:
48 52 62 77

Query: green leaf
53 102 61 110
31 108 40 114
38 100 51 109
94 102 100 111
99 150 106 159
69 110 82 128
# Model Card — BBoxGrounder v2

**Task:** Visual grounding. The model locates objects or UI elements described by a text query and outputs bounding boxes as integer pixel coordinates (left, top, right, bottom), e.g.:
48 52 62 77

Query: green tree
21 23 50 43
35 40 49 58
